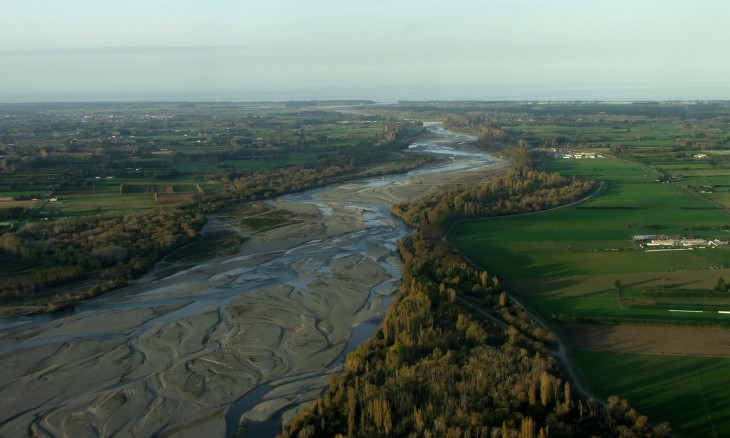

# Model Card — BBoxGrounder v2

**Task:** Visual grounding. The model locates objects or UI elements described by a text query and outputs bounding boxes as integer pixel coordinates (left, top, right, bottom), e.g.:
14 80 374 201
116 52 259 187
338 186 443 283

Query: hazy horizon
3 0 729 103
3 84 730 104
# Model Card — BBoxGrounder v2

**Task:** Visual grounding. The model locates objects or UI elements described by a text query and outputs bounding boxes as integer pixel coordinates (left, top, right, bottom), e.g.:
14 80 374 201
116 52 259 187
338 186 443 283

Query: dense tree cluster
392 167 594 238
0 206 28 221
232 164 354 199
228 123 428 201
443 113 512 151
0 105 425 312
444 111 513 151
282 160 667 437
283 228 667 438
0 197 221 310
230 156 432 202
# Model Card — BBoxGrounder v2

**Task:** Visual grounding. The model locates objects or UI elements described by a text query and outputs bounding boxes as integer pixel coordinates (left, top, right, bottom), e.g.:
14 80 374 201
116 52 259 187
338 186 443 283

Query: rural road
447 180 609 403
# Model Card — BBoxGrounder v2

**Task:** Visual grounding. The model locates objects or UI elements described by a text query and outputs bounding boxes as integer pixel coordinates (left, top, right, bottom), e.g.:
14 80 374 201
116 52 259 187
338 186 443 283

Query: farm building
633 235 657 242
646 239 681 247
682 239 708 247
560 151 603 159
634 234 716 248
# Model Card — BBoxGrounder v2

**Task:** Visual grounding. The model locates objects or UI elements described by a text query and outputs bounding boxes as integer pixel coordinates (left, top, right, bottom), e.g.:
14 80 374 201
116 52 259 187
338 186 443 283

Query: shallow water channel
0 125 496 437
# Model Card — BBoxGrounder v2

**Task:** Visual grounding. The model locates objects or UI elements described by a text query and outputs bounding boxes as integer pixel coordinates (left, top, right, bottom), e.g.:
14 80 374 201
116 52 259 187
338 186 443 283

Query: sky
2 0 729 102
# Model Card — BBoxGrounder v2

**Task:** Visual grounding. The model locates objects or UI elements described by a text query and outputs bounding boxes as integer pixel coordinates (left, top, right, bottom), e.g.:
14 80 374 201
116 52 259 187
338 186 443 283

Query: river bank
0 125 506 437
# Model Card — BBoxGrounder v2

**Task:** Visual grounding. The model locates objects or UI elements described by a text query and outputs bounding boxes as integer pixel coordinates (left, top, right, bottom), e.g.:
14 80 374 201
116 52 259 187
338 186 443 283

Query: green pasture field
706 193 730 208
470 239 730 278
238 208 300 232
116 183 200 193
1 185 55 198
661 163 730 208
612 140 677 147
511 121 727 150
511 271 730 325
659 163 729 181
0 113 398 220
172 157 290 173
511 125 630 144
658 162 717 173
165 230 244 264
306 125 381 143
0 200 36 210
549 158 728 224
43 191 157 217
454 157 730 324
573 351 730 438
0 103 395 225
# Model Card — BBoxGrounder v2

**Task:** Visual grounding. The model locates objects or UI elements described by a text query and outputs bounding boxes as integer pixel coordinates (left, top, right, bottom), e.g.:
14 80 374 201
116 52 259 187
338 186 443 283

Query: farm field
0 102 427 311
41 191 158 218
511 271 730 325
0 102 417 223
511 122 726 151
453 153 730 435
573 351 730 437
0 100 728 435
455 158 730 322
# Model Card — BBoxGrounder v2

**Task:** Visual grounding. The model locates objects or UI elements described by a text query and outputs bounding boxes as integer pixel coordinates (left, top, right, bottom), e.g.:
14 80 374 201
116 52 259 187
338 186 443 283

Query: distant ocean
1 84 729 103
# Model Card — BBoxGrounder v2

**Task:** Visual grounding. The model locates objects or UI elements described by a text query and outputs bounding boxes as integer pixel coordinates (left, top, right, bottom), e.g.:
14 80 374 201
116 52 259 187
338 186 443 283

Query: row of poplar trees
282 149 669 437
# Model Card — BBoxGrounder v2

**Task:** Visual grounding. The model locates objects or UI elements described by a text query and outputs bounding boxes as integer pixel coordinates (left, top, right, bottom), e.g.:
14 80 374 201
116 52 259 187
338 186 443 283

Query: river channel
0 124 501 437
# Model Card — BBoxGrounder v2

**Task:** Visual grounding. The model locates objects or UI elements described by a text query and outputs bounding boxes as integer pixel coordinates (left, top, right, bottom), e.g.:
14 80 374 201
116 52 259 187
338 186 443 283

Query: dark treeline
443 113 513 151
0 197 221 312
0 206 28 220
282 154 668 437
231 155 433 202
229 122 429 201
393 147 595 238
0 119 425 313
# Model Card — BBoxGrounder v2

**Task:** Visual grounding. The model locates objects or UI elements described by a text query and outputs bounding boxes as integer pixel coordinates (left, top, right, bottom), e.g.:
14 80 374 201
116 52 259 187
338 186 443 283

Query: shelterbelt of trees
0 121 424 315
230 152 432 202
392 145 594 237
0 197 220 312
282 151 669 437
221 121 428 201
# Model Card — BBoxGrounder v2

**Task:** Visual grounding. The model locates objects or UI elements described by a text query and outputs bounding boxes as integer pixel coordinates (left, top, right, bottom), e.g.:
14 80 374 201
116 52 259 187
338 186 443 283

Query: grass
510 120 728 153
238 209 300 232
1 103 398 224
454 153 730 434
44 191 158 217
453 157 730 324
573 351 730 438
165 230 245 264
519 286 730 325
455 215 730 278
0 200 36 209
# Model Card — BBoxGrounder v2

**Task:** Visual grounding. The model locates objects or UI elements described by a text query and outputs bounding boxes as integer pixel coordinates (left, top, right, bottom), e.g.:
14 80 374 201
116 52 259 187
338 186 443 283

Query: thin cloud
0 46 267 56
